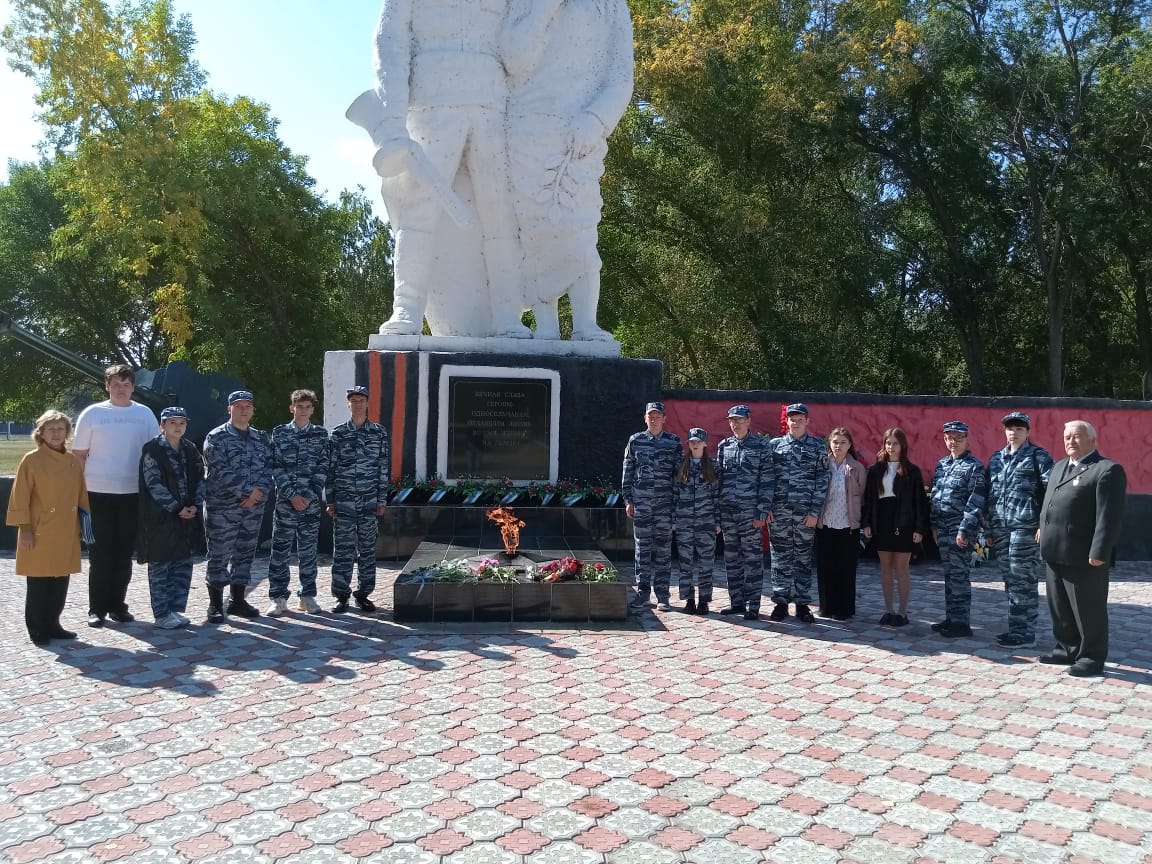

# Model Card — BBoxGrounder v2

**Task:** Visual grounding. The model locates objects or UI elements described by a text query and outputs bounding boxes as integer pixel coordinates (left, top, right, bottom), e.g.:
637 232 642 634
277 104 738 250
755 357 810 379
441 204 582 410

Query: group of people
6 365 391 642
621 401 1127 677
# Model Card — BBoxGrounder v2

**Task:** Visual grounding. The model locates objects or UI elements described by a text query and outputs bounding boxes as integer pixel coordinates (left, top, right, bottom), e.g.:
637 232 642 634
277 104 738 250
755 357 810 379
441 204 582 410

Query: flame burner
486 506 526 556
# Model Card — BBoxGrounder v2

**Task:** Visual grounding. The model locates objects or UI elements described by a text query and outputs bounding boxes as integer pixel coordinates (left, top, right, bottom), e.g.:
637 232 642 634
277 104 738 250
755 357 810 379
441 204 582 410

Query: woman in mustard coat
6 410 89 645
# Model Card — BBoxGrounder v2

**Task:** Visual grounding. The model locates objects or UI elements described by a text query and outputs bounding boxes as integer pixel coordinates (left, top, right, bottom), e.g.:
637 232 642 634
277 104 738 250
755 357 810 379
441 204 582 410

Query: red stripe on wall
390 352 407 481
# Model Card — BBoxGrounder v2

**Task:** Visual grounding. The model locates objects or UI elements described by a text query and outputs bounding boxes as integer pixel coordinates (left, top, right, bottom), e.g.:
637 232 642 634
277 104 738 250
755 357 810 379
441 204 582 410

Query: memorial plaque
447 378 551 480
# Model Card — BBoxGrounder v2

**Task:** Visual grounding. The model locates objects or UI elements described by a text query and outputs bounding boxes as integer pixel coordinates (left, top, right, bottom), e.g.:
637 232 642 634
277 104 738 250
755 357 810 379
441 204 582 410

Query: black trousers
816 527 859 619
26 576 70 642
1046 564 1109 667
88 492 139 616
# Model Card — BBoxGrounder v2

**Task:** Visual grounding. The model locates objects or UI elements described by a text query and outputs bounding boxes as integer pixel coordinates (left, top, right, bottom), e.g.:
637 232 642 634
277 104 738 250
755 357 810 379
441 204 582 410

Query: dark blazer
861 461 929 537
1039 451 1127 569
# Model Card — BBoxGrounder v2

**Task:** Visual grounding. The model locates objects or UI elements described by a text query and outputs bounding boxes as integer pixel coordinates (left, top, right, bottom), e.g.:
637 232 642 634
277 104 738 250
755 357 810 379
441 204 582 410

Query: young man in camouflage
715 404 774 620
929 420 987 637
621 401 682 611
767 403 830 623
325 386 389 613
985 411 1053 648
266 390 330 616
203 390 273 623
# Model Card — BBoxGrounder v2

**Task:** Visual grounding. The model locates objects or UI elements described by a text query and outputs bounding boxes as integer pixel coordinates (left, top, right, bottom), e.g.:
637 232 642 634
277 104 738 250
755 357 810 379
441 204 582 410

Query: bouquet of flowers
474 557 520 583
413 558 473 582
535 556 581 583
579 561 619 583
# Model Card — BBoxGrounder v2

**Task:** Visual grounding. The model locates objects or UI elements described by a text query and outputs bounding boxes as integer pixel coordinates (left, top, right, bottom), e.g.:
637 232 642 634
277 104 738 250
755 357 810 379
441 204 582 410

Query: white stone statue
348 0 530 339
503 0 633 341
347 0 633 345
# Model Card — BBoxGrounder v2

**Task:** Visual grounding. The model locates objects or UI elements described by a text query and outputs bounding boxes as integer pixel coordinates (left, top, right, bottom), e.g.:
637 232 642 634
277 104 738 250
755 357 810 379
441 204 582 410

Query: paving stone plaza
1 552 1149 863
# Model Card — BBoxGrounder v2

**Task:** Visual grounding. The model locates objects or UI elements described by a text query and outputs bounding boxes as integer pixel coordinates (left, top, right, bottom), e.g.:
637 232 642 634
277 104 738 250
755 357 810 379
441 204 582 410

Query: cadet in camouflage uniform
929 420 987 637
621 401 682 611
715 404 774 620
673 427 719 615
985 411 1053 648
325 386 389 613
203 390 273 623
767 403 830 623
138 406 204 629
266 389 330 616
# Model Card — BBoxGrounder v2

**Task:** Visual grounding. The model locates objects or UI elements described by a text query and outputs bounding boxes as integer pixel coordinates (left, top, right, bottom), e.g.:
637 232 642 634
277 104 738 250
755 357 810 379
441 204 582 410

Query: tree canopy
0 0 393 422
602 0 1152 397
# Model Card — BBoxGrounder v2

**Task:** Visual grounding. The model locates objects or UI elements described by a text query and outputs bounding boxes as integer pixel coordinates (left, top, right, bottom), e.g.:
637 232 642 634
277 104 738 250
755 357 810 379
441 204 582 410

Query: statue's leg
569 246 614 341
380 227 436 335
381 110 470 335
532 300 561 339
469 108 531 338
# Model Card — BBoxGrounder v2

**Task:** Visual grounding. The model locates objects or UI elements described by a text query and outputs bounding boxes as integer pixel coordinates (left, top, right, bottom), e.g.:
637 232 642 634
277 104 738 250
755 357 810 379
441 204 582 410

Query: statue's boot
379 228 433 335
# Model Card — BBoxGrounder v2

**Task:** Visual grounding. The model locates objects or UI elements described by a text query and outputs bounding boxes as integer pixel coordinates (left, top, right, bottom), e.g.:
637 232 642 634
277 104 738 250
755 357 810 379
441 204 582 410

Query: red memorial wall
663 398 1152 495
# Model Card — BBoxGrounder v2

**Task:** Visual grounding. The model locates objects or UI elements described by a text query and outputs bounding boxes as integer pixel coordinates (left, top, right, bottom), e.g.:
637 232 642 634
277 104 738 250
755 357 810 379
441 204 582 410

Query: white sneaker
298 596 322 614
154 612 184 629
266 597 289 617
173 612 190 626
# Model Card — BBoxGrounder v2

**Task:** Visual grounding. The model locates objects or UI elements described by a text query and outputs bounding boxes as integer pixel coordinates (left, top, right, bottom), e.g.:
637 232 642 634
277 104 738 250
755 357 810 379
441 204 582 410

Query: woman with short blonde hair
6 410 89 645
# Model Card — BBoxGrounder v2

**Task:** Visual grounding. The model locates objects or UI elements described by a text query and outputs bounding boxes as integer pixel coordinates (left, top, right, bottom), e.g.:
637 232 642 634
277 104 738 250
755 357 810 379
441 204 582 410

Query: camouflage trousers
676 523 715 603
938 522 973 625
633 511 673 601
769 511 816 605
331 509 379 599
148 558 193 620
205 502 265 589
992 526 1041 638
267 501 321 600
720 507 763 612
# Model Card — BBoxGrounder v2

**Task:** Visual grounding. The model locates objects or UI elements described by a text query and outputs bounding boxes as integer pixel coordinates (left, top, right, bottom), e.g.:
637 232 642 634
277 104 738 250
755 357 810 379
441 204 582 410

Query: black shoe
890 614 908 627
879 612 894 626
1067 661 1104 678
50 628 78 640
795 604 815 624
930 619 951 632
719 603 745 615
683 598 697 614
227 586 260 619
744 609 759 620
937 622 973 638
332 597 350 613
768 603 788 621
695 601 709 616
997 632 1036 648
87 613 105 628
31 634 51 646
353 594 376 613
107 610 135 624
1038 652 1075 665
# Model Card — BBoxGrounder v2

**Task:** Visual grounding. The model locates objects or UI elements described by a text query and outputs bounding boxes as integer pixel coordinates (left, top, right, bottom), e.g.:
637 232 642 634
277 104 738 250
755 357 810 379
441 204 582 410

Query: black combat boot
227 585 260 619
206 587 226 624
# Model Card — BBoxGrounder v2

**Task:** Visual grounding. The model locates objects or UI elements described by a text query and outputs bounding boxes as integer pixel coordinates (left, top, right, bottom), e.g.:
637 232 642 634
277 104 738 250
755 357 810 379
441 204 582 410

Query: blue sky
0 0 385 205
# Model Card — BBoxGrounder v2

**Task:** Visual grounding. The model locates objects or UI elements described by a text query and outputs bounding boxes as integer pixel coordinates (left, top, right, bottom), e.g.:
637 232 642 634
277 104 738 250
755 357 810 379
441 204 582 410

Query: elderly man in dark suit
1037 420 1127 677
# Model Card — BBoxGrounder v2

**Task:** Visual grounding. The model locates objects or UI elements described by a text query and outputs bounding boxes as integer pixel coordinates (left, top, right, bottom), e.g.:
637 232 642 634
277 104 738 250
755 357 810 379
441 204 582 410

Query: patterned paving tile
0 556 1150 862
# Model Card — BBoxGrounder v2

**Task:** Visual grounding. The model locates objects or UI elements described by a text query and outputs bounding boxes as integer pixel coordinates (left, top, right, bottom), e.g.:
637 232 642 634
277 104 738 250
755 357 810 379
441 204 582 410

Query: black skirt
872 497 915 553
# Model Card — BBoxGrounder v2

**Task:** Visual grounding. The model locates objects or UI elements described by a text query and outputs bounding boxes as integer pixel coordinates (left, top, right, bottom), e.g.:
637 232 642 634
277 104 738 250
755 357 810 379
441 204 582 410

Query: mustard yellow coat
6 445 89 577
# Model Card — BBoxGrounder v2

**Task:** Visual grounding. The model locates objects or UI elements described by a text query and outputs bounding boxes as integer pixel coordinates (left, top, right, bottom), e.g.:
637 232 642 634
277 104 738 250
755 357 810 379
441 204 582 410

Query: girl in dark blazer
862 428 929 626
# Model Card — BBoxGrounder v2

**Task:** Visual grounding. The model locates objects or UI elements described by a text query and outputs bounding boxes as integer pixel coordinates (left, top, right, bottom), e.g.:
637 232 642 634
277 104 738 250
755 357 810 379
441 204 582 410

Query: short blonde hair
32 410 73 446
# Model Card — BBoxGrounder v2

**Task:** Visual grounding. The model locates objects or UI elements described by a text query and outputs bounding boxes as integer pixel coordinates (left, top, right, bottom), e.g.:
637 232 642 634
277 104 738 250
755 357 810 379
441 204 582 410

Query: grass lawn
0 439 33 475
